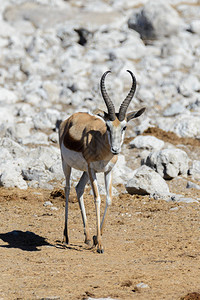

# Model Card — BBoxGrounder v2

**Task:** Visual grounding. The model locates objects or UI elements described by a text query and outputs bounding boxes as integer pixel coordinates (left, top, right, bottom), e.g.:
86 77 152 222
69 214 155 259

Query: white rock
27 180 39 189
0 20 16 38
22 162 47 182
4 122 32 143
51 206 58 211
37 181 54 190
33 109 60 130
130 135 164 151
29 146 61 170
155 116 176 133
113 154 134 185
0 87 18 104
12 19 35 36
126 165 169 195
136 282 150 289
43 201 53 207
49 163 64 181
0 161 27 189
190 20 200 34
178 75 200 97
189 160 200 175
134 118 152 135
144 148 189 179
0 148 12 162
186 181 200 190
23 131 49 145
114 38 146 61
170 114 200 138
0 138 27 158
42 81 61 103
0 170 27 189
25 93 44 107
137 87 154 103
163 102 186 117
128 0 183 39
23 167 54 188
176 197 198 204
0 37 9 48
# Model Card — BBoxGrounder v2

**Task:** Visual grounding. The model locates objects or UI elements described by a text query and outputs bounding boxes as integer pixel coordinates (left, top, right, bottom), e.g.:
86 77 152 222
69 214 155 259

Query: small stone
50 206 58 211
43 201 53 207
170 207 179 211
135 282 150 289
186 181 200 190
177 197 198 204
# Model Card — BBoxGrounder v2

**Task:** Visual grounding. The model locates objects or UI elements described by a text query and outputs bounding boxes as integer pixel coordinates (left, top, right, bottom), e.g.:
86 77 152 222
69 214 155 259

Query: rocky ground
0 0 200 299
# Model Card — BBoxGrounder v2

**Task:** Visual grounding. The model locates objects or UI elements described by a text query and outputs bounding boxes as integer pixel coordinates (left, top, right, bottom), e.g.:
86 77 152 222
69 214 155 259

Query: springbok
59 70 145 253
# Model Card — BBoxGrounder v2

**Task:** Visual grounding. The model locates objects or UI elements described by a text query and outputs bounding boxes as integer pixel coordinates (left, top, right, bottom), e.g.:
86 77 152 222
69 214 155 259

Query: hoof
97 248 104 254
63 235 69 245
93 235 104 253
62 239 69 245
63 229 69 244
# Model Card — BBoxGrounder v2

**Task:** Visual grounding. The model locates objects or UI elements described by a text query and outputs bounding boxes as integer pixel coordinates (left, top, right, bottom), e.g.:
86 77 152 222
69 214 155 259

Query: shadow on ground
0 230 51 251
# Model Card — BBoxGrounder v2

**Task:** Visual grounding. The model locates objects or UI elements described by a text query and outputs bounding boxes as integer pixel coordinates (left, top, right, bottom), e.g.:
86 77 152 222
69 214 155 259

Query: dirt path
0 186 200 300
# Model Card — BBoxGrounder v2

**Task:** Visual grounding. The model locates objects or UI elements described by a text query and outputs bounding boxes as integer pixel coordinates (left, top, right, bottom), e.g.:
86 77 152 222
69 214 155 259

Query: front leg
87 166 104 253
75 171 92 245
101 170 112 235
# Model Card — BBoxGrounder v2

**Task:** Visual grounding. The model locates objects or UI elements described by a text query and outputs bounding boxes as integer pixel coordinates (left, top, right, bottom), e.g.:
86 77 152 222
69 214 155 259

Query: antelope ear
93 109 109 120
126 107 146 122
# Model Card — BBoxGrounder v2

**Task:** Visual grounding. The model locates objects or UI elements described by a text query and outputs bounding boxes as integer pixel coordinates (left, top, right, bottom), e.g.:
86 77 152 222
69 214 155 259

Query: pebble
43 201 53 207
135 282 150 289
186 181 200 190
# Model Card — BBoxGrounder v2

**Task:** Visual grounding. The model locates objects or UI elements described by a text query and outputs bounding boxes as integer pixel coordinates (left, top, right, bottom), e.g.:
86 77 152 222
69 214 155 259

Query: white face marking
106 119 127 155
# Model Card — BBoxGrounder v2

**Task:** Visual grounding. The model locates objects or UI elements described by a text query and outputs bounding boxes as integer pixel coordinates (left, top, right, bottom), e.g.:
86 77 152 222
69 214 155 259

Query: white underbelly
61 142 116 173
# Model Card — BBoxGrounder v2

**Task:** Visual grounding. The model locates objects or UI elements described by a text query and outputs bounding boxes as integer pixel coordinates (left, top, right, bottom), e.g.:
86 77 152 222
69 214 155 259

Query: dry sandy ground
0 128 200 300
0 185 200 300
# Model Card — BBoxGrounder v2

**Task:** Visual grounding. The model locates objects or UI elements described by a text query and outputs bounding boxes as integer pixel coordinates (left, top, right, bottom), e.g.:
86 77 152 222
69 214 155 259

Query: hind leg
62 162 71 244
75 171 92 245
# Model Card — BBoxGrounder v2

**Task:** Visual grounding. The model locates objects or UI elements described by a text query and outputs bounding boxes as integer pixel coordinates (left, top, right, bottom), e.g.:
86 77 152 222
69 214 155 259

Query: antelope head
100 70 145 155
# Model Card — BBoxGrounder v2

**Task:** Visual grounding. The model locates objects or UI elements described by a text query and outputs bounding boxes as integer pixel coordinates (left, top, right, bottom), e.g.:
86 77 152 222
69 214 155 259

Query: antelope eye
122 126 127 131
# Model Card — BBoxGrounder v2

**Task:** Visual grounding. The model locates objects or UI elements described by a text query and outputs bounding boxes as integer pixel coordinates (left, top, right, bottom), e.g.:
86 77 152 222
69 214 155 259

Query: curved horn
100 71 116 121
118 70 137 121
